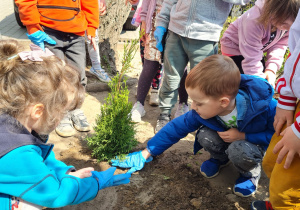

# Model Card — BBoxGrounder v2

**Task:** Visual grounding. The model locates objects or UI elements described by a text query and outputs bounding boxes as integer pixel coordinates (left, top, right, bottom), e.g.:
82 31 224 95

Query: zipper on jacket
37 5 80 12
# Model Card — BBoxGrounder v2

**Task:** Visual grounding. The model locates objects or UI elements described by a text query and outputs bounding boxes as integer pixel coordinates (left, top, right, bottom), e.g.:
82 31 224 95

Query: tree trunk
96 0 131 74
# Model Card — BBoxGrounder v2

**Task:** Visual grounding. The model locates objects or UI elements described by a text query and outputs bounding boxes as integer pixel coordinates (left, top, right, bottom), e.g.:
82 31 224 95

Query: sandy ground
46 44 270 210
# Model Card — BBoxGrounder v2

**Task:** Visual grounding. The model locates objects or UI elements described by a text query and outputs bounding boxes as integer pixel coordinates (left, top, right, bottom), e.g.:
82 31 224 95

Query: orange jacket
15 0 99 37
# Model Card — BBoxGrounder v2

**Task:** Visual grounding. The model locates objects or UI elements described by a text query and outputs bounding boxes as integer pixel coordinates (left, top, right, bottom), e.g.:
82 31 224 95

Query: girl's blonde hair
186 55 240 99
0 39 85 130
259 0 300 28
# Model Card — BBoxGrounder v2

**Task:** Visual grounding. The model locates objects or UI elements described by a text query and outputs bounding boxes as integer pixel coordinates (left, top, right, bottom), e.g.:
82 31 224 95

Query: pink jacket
220 0 289 78
276 10 300 138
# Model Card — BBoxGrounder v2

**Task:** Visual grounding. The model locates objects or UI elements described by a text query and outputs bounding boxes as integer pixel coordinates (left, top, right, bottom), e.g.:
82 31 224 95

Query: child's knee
197 126 226 150
227 141 263 168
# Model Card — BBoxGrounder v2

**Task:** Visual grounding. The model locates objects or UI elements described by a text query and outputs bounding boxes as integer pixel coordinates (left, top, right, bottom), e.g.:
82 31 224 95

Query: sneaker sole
74 124 91 132
149 101 159 106
90 71 110 83
200 161 231 179
233 188 256 197
55 128 77 137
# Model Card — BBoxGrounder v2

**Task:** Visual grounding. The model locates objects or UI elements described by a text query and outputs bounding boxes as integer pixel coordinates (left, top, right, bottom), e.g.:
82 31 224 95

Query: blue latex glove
111 151 153 174
91 167 131 190
27 30 56 51
154 26 167 52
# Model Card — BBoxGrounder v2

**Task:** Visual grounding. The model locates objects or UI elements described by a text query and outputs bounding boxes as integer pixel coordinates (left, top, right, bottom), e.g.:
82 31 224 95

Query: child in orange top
16 0 99 138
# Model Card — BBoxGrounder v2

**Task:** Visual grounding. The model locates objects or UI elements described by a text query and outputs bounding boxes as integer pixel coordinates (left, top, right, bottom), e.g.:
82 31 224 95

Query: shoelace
74 112 88 124
98 69 108 77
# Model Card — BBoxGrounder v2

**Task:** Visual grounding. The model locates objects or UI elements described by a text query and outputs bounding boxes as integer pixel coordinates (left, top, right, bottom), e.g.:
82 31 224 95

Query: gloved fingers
145 156 153 163
44 36 56 45
38 42 45 51
156 43 163 52
111 159 131 168
127 167 139 174
112 177 131 186
113 172 132 182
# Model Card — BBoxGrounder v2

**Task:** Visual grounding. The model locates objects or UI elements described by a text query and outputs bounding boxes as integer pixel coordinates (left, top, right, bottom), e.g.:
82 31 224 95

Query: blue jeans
43 27 87 86
197 126 264 177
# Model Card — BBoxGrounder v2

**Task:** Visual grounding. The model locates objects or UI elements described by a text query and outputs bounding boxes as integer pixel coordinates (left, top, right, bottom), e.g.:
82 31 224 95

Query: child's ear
30 104 45 120
219 97 230 108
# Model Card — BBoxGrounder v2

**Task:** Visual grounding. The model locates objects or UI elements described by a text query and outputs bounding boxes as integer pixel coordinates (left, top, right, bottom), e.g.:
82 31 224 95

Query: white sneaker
131 102 146 122
174 103 189 118
149 89 159 106
90 67 111 83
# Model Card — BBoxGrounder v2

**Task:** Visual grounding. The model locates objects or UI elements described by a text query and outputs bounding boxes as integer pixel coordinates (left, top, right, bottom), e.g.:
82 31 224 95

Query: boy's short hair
185 55 240 98
259 0 300 28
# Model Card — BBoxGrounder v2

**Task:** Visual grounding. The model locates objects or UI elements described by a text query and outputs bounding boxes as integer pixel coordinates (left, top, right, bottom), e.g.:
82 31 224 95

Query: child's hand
217 128 245 143
69 167 94 178
273 126 300 169
154 26 167 52
87 35 97 51
111 150 153 174
274 107 294 136
99 0 107 16
264 70 276 88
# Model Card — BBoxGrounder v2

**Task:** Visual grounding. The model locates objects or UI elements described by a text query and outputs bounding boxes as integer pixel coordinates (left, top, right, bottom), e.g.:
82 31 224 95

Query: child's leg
136 59 161 105
87 29 102 70
196 126 230 178
227 140 264 197
140 39 145 65
229 55 244 74
43 28 66 61
227 140 264 178
151 63 163 90
174 68 189 119
197 126 229 161
64 35 87 86
178 69 188 105
188 39 218 70
159 31 189 115
43 28 87 86
265 102 300 209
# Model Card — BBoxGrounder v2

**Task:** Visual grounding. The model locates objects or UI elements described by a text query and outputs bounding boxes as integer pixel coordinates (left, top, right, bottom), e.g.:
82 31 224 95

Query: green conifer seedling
86 31 144 161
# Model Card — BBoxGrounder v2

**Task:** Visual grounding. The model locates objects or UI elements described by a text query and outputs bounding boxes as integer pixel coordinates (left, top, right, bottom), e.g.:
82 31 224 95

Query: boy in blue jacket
112 54 277 197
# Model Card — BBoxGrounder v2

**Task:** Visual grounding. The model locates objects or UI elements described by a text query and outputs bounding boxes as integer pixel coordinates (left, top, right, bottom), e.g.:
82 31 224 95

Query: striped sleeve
291 112 300 139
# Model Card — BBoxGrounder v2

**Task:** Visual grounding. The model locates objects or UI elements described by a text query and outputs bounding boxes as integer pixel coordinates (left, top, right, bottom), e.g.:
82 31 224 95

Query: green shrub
85 35 141 161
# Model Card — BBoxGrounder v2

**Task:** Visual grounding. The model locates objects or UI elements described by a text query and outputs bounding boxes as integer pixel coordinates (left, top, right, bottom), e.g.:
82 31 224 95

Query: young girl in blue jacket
0 40 131 210
112 54 277 198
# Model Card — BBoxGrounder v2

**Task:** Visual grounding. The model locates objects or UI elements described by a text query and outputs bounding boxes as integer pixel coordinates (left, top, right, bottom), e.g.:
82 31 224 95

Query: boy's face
187 87 227 119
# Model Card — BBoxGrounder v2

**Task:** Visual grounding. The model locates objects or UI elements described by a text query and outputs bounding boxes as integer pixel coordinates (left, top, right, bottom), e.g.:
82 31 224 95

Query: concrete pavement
0 0 28 40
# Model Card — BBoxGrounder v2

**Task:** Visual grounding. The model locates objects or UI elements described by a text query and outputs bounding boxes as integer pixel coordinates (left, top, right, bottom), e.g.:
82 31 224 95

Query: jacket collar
0 114 53 159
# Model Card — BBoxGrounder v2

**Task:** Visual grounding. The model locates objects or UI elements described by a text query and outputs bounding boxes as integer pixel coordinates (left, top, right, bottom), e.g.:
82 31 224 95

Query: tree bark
89 0 131 75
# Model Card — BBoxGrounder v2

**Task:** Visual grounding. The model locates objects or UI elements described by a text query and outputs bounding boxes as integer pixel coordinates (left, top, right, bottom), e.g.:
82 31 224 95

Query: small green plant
85 32 143 161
